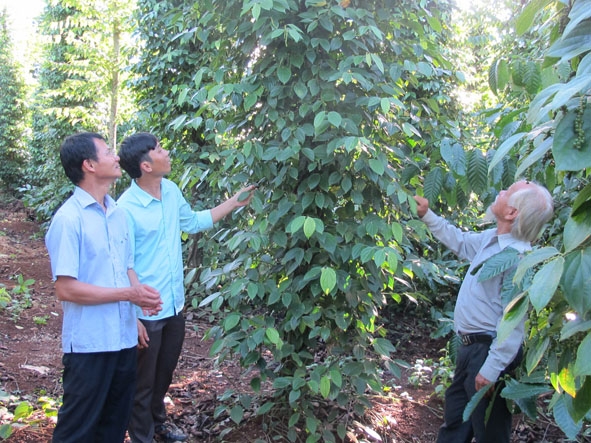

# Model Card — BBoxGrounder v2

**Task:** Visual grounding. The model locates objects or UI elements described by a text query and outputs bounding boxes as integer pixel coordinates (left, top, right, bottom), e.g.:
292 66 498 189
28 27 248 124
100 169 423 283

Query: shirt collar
497 232 531 253
131 180 160 207
73 186 116 212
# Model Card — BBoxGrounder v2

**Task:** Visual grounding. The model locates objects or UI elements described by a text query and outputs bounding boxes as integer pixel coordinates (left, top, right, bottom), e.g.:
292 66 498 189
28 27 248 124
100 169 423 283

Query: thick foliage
0 11 28 192
475 0 591 437
23 0 138 220
133 0 468 440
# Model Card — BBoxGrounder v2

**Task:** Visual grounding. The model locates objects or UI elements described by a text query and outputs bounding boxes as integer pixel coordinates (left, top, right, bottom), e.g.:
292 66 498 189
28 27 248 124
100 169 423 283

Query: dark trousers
436 342 520 443
52 347 137 443
128 313 185 443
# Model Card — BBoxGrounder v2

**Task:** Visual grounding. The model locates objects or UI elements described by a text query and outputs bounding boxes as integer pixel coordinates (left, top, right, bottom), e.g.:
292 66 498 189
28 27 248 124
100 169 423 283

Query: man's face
145 142 171 176
92 138 121 181
490 181 532 221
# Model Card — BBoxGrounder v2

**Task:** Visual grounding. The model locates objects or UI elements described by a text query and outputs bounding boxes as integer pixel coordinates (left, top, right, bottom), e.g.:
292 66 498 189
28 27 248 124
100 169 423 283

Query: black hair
60 132 104 185
118 132 159 179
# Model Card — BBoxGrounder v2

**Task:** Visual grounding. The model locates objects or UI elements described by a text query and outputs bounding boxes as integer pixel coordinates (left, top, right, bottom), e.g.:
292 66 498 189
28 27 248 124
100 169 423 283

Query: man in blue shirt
117 132 255 443
414 180 554 443
45 132 162 443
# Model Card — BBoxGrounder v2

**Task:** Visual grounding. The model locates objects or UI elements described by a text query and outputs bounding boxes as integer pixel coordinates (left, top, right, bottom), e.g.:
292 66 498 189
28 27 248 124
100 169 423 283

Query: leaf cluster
133 0 465 439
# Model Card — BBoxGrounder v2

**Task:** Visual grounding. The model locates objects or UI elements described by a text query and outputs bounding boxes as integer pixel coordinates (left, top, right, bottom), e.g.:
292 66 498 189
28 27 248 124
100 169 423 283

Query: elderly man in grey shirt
414 180 553 443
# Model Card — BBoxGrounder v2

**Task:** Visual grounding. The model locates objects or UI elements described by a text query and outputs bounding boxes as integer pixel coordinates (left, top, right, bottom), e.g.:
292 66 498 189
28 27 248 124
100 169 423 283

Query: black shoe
154 423 187 442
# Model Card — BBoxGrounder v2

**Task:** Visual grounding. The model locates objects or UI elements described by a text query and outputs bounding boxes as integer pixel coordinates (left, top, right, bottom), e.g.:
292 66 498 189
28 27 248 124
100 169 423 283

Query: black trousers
436 341 521 443
128 313 186 443
52 347 137 443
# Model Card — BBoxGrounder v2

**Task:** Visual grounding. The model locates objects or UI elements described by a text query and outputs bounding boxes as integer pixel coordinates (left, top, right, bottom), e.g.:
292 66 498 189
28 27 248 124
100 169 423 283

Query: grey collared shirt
421 209 531 381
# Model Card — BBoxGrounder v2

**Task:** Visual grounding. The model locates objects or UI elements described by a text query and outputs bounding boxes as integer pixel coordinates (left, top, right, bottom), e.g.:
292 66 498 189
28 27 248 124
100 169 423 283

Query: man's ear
140 160 152 174
506 206 518 221
82 158 95 173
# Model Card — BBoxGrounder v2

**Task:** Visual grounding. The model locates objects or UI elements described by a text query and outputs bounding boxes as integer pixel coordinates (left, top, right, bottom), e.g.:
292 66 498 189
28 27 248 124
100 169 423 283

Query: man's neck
136 175 162 200
496 220 512 236
78 180 112 211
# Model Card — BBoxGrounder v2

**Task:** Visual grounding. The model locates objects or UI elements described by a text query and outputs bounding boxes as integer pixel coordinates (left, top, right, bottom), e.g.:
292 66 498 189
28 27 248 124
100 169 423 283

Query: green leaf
289 412 300 427
256 401 274 416
330 368 342 388
0 424 13 439
564 211 591 253
230 405 244 424
572 376 591 422
553 395 582 439
320 376 331 398
515 0 553 36
13 401 32 420
273 377 293 389
440 139 466 176
488 58 509 95
372 338 396 356
562 248 591 315
498 294 529 344
368 158 385 175
563 0 591 38
550 75 591 113
515 137 553 178
477 248 520 282
251 377 261 393
513 246 560 284
402 122 421 138
488 132 528 174
561 318 591 341
523 61 541 95
553 107 591 172
320 267 337 295
558 364 577 397
547 20 591 62
467 150 488 194
223 313 241 331
265 327 281 344
571 182 591 218
294 81 308 99
574 333 591 376
288 216 306 234
327 111 342 127
289 389 301 404
462 384 490 422
313 111 326 127
501 378 552 400
525 336 550 375
528 257 563 312
424 167 444 203
303 217 316 238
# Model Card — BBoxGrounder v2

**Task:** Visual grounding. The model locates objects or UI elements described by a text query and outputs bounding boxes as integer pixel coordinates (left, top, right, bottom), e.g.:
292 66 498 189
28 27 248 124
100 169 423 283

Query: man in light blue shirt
414 180 553 443
117 132 255 443
45 132 162 443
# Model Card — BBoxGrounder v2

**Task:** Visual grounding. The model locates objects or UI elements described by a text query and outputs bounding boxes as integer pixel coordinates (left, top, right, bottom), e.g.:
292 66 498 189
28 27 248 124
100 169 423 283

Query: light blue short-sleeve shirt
117 178 213 320
45 187 137 353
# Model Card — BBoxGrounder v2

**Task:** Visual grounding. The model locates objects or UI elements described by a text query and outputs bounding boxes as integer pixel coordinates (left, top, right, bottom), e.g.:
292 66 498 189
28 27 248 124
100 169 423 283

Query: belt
459 333 494 346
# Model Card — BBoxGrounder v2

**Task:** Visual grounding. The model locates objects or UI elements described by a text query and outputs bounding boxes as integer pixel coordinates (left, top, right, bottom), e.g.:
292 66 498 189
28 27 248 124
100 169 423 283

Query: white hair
509 182 554 242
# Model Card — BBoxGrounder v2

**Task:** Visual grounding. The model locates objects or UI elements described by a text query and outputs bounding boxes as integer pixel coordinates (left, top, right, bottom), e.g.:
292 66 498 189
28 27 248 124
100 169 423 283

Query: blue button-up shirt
117 178 213 320
45 187 137 353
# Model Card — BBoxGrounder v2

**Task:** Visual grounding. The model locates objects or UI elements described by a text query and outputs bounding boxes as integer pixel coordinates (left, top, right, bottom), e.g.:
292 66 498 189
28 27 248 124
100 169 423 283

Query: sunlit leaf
320 267 337 294
498 294 528 344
